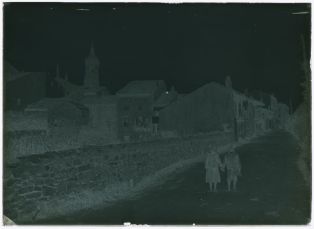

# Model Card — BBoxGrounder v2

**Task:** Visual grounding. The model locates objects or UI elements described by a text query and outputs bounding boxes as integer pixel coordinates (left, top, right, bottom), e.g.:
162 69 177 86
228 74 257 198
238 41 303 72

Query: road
38 131 310 225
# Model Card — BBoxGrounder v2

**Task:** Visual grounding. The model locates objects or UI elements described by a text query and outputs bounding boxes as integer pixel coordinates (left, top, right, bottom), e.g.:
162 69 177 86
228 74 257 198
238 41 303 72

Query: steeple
84 42 100 90
225 76 232 89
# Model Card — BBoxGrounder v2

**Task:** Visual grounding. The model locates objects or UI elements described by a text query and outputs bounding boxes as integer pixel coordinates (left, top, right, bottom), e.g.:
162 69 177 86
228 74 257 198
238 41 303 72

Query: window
136 116 144 127
123 117 129 127
243 101 248 110
238 103 242 116
152 115 159 124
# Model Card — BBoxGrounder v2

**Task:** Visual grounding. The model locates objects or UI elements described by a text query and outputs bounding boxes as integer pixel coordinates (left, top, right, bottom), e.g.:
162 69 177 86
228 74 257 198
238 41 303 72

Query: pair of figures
205 145 241 192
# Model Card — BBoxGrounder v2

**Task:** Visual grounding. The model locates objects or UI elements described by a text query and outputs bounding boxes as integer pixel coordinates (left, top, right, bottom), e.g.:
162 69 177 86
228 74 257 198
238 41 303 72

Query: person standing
152 110 159 135
205 146 223 192
224 147 242 192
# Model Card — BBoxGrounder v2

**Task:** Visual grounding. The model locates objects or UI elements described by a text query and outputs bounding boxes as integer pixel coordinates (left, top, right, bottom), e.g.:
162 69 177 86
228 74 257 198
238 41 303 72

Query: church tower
84 43 100 90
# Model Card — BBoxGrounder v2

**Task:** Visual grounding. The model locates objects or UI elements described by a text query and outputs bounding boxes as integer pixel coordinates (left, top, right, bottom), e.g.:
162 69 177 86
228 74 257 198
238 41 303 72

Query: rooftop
25 98 69 112
116 80 165 97
81 95 118 105
154 90 178 108
4 61 46 82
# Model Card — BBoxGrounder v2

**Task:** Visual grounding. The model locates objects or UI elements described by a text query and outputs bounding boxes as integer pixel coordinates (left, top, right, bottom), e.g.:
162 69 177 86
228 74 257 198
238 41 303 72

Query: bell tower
84 42 100 90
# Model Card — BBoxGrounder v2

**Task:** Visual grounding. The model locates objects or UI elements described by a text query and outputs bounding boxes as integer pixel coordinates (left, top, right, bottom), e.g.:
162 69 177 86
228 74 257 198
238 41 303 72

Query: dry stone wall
4 131 234 223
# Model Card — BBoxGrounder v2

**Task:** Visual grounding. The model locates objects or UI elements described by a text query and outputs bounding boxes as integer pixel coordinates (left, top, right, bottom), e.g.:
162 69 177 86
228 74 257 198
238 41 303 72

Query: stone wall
4 128 82 162
4 130 49 162
4 131 234 223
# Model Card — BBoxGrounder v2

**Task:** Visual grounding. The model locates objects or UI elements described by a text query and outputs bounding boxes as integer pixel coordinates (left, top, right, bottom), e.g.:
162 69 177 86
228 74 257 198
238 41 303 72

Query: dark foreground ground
36 131 311 225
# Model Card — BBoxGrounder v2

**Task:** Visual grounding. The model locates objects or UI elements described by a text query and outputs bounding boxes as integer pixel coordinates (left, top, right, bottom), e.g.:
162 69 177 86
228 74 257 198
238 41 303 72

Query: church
57 43 122 145
5 42 290 159
23 43 120 146
21 43 178 147
55 43 109 99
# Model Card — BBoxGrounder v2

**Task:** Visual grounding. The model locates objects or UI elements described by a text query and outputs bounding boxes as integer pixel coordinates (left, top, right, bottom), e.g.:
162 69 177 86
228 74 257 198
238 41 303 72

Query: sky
3 3 311 108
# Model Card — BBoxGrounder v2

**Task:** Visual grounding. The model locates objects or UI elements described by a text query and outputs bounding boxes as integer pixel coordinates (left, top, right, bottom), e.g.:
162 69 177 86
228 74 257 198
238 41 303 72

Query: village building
247 97 265 135
55 44 110 100
250 91 280 130
25 98 89 131
276 102 290 129
50 43 119 145
24 98 89 150
23 43 118 146
4 43 291 153
254 104 272 133
116 80 167 141
79 95 119 145
4 97 90 161
83 43 110 97
4 61 46 111
231 90 249 140
158 82 235 137
153 86 178 111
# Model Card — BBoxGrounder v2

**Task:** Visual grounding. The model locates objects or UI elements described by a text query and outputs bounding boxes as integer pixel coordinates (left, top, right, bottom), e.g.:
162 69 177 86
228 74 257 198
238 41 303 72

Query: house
250 90 278 130
233 89 282 139
79 95 119 145
4 61 46 111
232 90 265 139
116 80 167 141
277 102 290 129
153 86 178 111
25 97 89 133
158 82 235 137
52 43 118 145
247 97 265 135
23 97 91 151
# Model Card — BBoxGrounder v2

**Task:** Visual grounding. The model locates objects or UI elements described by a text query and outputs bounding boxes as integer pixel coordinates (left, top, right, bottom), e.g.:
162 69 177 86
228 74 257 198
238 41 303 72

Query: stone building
233 89 281 139
79 95 119 145
55 44 109 100
250 91 280 130
276 102 290 129
25 98 89 147
159 82 234 137
254 104 272 133
77 44 118 145
4 61 46 111
116 80 167 141
153 86 178 111
231 90 249 139
84 43 100 93
54 43 118 146
247 97 265 136
83 43 109 96
4 97 90 160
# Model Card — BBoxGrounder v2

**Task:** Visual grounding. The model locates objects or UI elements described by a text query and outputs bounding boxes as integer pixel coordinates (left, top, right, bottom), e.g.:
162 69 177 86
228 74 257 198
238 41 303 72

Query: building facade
116 80 167 141
4 62 46 111
277 103 290 129
159 82 235 137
